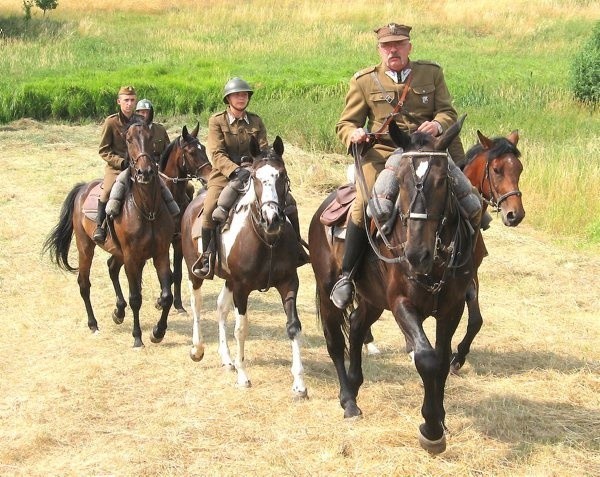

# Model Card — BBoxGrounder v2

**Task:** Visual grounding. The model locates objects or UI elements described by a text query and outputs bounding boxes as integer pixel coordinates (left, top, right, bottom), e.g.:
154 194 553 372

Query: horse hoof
236 380 251 389
175 307 187 315
343 403 362 419
292 388 309 400
154 300 161 311
450 354 463 374
418 426 446 455
222 363 235 371
150 333 163 344
132 342 145 350
112 310 124 325
189 347 204 362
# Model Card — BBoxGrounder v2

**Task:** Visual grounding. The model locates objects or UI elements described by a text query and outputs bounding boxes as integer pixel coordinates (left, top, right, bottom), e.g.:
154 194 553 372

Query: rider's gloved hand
230 167 250 183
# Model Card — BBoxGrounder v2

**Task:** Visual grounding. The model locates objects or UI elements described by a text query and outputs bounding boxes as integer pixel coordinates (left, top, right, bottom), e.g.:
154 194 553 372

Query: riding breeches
351 159 384 228
99 167 121 202
202 174 229 229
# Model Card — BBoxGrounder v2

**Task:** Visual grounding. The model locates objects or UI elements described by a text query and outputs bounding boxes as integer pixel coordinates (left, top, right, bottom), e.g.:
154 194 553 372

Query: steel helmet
222 77 253 104
135 98 154 123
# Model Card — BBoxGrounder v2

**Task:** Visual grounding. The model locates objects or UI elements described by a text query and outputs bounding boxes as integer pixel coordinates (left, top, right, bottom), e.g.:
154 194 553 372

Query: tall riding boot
286 209 310 266
330 221 368 309
192 227 215 279
93 200 107 243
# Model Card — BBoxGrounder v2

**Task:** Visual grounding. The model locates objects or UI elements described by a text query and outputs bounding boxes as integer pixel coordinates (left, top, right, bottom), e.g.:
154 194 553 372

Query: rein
129 152 161 221
159 138 210 185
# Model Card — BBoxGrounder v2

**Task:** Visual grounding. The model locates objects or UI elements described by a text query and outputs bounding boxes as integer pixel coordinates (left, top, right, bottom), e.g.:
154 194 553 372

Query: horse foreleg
171 238 186 313
278 279 307 399
188 277 205 362
124 260 145 348
393 300 446 454
231 288 250 388
216 284 235 370
451 277 482 373
150 253 173 343
107 256 127 325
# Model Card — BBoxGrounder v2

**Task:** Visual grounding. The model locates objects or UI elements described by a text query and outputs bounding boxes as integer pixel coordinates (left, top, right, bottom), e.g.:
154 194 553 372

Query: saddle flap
82 183 103 221
320 183 356 226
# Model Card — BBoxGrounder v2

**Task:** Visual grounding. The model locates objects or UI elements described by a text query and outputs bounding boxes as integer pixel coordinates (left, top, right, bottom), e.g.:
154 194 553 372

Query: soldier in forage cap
94 85 138 243
330 23 482 310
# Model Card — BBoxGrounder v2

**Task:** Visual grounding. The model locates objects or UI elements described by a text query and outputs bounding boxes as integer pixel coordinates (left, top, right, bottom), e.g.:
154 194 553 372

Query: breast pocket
410 84 436 109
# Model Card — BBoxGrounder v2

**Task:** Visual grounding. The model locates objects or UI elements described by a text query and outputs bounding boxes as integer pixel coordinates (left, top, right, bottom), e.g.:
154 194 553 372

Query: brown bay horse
449 129 524 371
309 118 477 453
180 136 307 397
43 117 175 348
157 123 212 313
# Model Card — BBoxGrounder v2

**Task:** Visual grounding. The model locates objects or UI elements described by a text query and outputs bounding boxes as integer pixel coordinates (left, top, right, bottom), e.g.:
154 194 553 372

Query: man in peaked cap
330 22 481 310
94 85 137 243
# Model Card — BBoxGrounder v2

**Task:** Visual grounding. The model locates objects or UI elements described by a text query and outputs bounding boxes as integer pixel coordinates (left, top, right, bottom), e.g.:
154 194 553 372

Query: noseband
130 152 155 184
159 137 210 186
250 159 289 241
483 156 522 211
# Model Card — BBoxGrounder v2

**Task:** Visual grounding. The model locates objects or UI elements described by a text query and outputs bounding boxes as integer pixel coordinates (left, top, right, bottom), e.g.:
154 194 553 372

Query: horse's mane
463 137 521 168
159 139 177 170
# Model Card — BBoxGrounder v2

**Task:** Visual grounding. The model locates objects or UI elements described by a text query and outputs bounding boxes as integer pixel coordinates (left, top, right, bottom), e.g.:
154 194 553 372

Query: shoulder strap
371 73 413 138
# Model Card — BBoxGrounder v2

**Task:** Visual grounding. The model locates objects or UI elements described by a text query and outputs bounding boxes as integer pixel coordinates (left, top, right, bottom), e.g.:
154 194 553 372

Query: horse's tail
42 182 85 273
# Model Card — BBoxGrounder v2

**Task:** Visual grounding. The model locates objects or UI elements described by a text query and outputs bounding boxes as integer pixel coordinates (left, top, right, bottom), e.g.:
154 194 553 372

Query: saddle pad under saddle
82 184 102 221
320 183 356 226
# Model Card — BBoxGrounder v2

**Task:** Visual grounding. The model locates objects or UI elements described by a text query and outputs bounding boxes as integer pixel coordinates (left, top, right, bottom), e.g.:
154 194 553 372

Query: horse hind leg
107 256 127 325
150 253 173 344
451 278 482 373
230 290 251 388
75 234 98 333
188 277 205 362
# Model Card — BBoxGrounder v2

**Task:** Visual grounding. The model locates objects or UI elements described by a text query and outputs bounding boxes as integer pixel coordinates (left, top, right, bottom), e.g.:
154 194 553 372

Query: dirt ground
1 120 599 476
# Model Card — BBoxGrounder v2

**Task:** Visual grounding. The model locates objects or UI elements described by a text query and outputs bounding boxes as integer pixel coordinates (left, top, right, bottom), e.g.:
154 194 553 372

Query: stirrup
330 275 354 309
93 226 106 244
192 253 213 279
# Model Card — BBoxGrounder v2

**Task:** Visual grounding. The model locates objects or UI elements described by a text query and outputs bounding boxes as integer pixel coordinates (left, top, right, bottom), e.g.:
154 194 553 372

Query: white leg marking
233 307 250 388
364 342 382 355
216 285 234 369
188 280 204 361
290 334 307 398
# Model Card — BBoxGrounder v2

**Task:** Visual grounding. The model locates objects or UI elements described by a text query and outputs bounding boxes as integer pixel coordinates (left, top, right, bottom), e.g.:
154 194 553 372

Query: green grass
0 0 599 246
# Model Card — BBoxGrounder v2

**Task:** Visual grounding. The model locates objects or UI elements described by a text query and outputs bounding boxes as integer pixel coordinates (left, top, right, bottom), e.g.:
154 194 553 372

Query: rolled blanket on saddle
367 150 482 231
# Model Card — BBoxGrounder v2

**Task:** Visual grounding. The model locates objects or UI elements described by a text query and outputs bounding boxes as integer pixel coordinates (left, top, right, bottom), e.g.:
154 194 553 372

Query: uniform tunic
202 109 268 228
149 122 170 161
98 111 131 202
336 60 464 225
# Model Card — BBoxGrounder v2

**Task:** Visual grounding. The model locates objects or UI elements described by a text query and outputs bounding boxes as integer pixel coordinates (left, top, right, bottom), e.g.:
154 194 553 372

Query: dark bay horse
309 118 477 453
181 135 307 397
157 123 212 313
43 117 175 348
365 129 525 372
449 128 524 371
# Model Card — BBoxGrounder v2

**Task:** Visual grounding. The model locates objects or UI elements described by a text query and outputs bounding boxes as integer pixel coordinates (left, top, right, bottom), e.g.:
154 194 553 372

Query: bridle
159 137 210 186
481 154 522 212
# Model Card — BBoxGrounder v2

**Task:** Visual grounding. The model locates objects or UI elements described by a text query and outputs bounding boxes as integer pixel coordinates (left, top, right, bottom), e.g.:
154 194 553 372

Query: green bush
571 22 600 104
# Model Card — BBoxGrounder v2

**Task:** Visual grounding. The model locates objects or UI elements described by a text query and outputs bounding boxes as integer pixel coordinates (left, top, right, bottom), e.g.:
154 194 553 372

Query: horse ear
476 130 493 150
507 129 519 146
388 121 411 150
273 136 284 156
191 122 200 138
435 114 466 151
182 125 189 139
249 135 261 157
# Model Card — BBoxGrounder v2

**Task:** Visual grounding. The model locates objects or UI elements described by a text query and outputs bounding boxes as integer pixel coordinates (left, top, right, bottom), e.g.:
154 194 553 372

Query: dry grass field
1 120 599 476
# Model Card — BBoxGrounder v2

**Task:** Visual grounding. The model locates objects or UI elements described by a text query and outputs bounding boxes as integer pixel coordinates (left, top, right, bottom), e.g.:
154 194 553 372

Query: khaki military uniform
202 109 268 228
98 111 132 202
149 122 170 161
336 60 465 226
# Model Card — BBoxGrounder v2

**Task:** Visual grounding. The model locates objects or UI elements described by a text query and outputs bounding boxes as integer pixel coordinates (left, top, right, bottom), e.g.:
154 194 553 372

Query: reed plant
0 0 598 245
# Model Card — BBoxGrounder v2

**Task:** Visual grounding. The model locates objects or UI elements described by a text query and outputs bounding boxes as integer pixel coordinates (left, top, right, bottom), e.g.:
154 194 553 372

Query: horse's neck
163 148 185 178
130 179 162 212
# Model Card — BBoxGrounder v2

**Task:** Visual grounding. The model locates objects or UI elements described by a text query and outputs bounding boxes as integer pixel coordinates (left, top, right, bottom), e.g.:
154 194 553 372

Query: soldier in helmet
94 85 137 243
135 98 170 161
330 23 482 310
192 77 309 279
